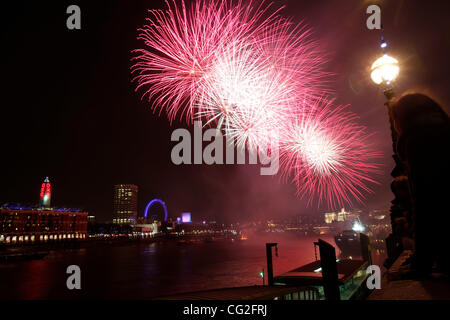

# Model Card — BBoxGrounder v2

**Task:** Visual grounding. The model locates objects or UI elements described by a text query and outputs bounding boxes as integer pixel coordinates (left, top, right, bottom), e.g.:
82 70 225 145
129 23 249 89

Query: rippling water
0 233 385 299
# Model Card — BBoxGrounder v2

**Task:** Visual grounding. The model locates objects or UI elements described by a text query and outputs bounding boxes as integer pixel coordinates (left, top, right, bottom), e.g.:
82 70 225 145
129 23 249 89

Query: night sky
1 0 449 223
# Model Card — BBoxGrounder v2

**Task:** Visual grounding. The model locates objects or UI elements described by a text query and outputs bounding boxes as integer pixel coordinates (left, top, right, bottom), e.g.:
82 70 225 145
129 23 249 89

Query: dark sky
1 0 449 223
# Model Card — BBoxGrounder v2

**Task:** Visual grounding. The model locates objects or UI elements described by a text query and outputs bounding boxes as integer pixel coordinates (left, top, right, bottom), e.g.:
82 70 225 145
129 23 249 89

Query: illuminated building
133 222 159 237
324 208 352 223
0 205 88 244
0 178 88 245
324 208 361 225
39 177 51 208
369 209 387 220
324 212 336 224
113 184 138 225
337 208 348 222
181 212 192 223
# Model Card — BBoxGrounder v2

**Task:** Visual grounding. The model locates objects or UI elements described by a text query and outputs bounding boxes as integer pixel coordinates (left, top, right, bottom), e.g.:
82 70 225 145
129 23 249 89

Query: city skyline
0 176 391 224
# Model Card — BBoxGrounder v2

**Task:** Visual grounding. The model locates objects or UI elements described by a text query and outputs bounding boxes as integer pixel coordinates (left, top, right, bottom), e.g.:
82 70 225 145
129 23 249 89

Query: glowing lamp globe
370 54 399 85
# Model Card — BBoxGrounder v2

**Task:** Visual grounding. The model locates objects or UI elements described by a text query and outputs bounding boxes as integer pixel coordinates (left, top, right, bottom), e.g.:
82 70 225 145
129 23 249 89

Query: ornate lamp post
370 38 400 161
370 38 405 267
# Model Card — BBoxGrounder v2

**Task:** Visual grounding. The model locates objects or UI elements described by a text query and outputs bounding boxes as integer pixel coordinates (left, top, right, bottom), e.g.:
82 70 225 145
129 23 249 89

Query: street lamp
370 38 401 157
370 39 400 101
370 37 405 267
371 54 399 87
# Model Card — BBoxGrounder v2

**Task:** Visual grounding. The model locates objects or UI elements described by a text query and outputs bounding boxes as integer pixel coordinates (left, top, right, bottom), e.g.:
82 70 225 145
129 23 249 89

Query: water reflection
0 233 385 299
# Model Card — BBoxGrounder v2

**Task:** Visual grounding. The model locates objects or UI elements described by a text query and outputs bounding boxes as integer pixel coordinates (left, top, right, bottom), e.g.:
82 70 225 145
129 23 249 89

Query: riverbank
0 234 242 262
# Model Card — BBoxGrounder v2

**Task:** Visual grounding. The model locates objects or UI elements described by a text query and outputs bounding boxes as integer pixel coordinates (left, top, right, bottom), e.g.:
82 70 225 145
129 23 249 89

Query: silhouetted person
391 93 450 276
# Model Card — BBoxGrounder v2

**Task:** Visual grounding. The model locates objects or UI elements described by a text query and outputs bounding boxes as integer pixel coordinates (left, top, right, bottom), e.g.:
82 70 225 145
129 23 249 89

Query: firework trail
132 0 381 208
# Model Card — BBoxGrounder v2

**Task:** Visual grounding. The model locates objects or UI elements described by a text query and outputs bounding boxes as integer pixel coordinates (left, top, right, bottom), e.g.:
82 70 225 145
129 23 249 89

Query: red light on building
40 184 45 198
40 177 51 208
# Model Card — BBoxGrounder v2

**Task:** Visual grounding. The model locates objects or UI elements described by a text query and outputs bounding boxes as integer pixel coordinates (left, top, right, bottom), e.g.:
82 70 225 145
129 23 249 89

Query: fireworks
131 0 283 123
132 0 381 208
279 99 381 208
196 41 294 151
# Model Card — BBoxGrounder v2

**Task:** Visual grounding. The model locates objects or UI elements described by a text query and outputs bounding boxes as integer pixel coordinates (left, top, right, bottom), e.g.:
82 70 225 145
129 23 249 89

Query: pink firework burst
193 13 330 152
279 98 382 208
195 41 293 151
256 17 333 103
132 0 382 209
131 0 283 123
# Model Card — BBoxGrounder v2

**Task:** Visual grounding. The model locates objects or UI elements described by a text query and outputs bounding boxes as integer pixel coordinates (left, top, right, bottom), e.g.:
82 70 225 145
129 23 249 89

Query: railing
280 286 321 300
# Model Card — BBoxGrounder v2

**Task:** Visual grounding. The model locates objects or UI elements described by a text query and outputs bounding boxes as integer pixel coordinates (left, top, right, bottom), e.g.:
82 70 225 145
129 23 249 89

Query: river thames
0 233 385 299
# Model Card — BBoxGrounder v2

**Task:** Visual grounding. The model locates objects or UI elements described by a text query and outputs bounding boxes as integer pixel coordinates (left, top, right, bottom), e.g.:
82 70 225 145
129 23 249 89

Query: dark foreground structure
157 237 372 300
369 250 450 300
